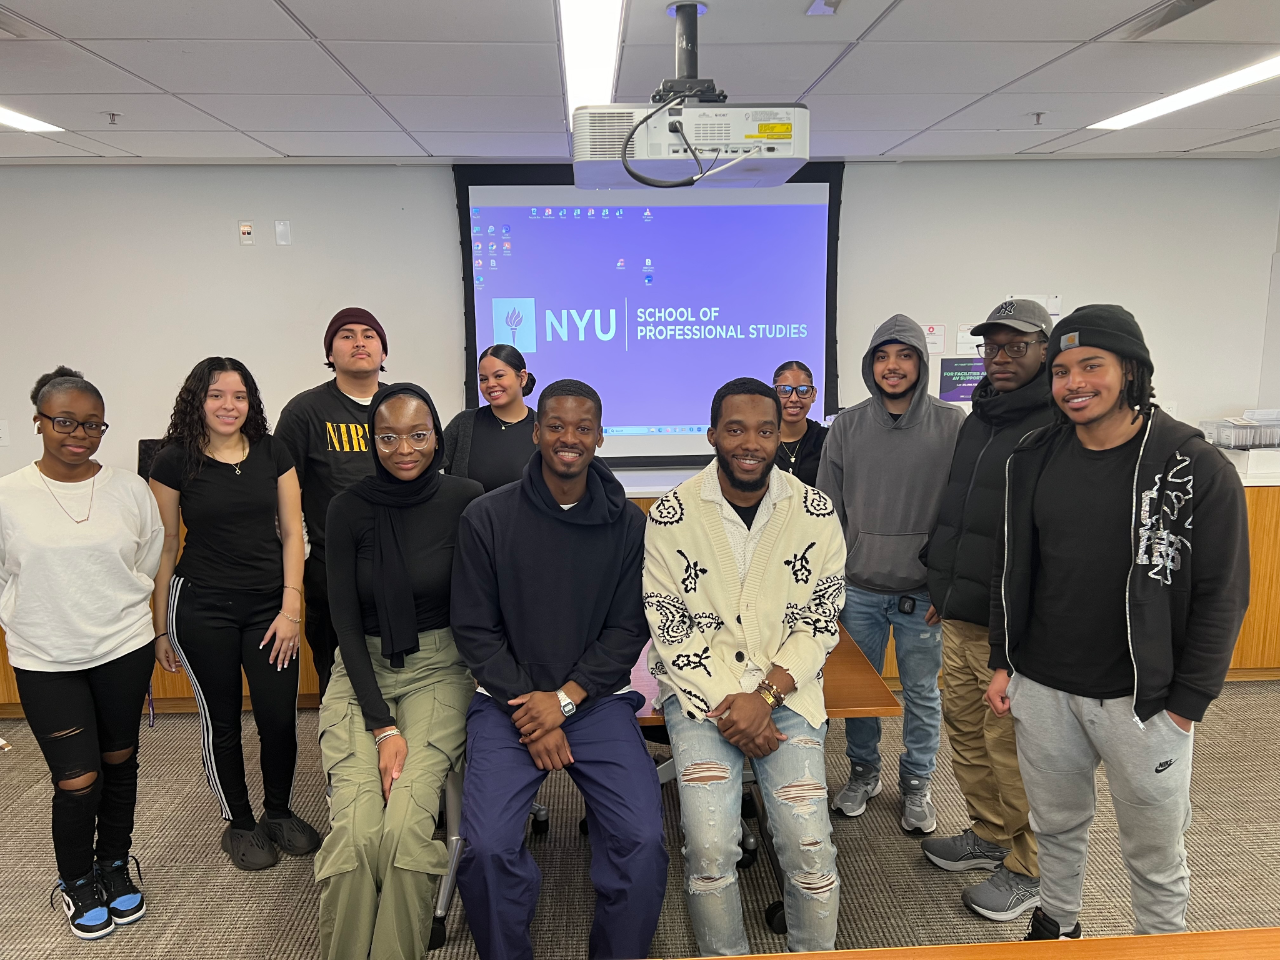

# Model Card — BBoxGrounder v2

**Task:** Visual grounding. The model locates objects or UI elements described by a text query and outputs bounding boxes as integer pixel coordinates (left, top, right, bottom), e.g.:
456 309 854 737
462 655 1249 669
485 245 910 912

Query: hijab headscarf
349 383 444 666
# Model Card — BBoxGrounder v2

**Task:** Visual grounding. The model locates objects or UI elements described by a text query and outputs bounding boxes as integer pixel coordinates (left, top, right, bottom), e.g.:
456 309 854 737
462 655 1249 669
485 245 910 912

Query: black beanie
1046 304 1152 373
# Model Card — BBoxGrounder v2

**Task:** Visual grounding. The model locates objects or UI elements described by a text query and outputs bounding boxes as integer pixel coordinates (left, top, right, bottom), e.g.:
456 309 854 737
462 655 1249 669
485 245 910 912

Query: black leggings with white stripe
169 578 298 830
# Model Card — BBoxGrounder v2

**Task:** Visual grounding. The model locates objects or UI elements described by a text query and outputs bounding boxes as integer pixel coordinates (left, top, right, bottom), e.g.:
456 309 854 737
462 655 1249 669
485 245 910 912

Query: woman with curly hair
149 357 321 870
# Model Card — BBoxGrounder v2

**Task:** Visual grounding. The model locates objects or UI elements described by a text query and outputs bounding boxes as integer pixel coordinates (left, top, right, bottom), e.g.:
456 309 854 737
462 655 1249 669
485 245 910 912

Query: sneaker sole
832 779 882 818
923 850 1004 872
966 893 1041 922
112 903 146 926
67 920 115 941
900 815 937 835
221 833 280 871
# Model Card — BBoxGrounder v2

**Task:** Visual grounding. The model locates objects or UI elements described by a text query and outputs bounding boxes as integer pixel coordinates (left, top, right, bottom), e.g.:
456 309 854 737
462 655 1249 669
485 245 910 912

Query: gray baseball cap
971 299 1053 338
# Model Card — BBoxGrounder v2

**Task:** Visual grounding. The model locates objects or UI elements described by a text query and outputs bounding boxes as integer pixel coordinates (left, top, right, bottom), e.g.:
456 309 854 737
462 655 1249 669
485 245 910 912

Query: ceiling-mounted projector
571 2 810 189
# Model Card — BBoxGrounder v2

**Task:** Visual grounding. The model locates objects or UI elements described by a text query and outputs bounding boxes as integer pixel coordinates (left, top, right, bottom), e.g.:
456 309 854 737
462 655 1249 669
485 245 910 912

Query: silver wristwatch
556 689 576 717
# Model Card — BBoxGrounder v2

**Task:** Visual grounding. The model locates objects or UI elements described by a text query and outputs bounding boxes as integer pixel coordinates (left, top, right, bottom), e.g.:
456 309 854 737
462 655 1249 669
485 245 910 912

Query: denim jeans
664 697 839 956
839 584 942 785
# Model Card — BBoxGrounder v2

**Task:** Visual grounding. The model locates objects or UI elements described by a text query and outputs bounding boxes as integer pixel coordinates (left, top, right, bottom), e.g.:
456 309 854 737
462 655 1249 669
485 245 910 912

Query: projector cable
620 94 765 188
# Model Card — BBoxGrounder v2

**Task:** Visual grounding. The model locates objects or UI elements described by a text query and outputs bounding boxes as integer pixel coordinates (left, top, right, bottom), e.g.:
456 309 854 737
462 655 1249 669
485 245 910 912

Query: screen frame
452 161 844 468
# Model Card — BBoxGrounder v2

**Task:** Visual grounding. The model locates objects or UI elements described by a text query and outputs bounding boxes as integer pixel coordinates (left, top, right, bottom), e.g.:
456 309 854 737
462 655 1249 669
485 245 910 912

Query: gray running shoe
922 827 1009 872
900 777 937 834
963 865 1042 922
832 764 882 817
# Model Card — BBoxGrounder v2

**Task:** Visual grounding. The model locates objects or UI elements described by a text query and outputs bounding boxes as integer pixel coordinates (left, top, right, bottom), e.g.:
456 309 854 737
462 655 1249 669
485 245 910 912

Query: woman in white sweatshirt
0 366 163 942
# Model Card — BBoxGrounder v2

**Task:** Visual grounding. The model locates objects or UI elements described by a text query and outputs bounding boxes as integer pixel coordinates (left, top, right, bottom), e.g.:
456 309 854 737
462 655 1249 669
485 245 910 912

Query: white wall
0 164 465 477
836 159 1280 424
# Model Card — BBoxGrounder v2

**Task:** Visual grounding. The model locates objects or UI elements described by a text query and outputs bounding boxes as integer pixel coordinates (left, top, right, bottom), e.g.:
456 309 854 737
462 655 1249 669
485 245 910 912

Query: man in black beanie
276 307 389 695
985 304 1250 940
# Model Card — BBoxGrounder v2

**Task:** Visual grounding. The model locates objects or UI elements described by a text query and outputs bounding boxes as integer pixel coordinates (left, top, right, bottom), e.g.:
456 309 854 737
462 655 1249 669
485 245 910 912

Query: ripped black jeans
15 643 155 881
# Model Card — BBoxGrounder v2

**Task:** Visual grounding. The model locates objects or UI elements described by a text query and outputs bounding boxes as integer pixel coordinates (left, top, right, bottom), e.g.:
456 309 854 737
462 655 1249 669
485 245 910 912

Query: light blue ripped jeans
664 697 839 955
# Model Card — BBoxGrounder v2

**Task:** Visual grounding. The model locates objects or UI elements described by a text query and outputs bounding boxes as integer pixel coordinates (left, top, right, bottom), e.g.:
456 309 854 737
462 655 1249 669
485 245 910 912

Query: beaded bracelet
756 678 786 708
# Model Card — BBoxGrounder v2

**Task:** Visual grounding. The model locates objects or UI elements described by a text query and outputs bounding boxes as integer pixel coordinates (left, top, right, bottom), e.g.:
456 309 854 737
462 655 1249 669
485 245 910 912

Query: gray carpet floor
2 682 1278 959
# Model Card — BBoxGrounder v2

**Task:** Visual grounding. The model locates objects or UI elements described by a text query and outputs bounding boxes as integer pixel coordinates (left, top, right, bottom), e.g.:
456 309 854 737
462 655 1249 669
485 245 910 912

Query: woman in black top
441 343 537 492
314 384 481 960
773 360 828 487
149 357 320 871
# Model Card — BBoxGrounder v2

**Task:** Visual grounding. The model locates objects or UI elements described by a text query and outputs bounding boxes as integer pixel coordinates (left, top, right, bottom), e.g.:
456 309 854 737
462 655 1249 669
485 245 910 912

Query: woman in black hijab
313 384 483 960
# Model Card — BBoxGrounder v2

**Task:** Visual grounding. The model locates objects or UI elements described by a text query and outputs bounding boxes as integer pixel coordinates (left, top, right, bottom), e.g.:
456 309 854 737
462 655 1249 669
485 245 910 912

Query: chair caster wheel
530 816 550 836
427 916 446 951
765 900 787 935
737 846 757 870
579 816 590 836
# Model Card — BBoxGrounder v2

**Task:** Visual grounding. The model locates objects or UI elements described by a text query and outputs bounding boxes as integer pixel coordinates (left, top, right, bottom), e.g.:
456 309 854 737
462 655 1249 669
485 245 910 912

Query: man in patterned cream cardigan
644 377 847 955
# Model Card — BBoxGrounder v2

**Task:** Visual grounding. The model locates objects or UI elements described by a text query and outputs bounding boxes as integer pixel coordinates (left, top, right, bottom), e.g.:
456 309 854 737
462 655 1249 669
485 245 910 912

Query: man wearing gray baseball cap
922 300 1055 922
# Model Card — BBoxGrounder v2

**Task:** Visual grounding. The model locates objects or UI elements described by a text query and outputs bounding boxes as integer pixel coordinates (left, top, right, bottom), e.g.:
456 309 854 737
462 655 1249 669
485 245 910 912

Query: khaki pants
315 628 473 960
941 619 1038 878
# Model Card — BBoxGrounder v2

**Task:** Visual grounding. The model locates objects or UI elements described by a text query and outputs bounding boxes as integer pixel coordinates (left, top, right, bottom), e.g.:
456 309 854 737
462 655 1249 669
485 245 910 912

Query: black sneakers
1024 907 1082 940
260 813 322 856
51 872 114 940
97 856 146 925
221 820 280 871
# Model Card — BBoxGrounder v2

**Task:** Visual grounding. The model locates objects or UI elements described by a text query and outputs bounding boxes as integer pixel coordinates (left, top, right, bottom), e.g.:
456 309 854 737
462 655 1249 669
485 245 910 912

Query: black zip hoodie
450 451 648 715
989 408 1250 723
926 374 1056 626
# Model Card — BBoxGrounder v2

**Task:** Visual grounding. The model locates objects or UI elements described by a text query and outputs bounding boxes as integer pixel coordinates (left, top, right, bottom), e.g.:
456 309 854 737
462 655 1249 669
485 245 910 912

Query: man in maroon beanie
276 307 388 695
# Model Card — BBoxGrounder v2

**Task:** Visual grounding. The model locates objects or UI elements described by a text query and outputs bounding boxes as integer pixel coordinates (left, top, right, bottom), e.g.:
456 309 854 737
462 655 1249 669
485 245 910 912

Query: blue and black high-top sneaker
96 856 146 925
51 872 114 940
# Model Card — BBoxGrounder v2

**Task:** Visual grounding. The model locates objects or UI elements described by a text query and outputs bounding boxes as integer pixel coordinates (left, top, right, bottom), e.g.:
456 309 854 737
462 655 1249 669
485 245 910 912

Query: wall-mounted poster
940 357 986 403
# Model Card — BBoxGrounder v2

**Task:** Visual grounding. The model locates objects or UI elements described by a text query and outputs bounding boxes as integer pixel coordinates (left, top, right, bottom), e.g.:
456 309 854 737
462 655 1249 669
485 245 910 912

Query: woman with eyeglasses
149 357 321 871
314 384 481 960
441 343 537 492
0 367 162 939
773 360 829 486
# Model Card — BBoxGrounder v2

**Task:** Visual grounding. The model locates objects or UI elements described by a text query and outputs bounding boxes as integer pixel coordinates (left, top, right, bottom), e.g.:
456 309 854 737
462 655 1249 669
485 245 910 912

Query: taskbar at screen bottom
604 425 710 436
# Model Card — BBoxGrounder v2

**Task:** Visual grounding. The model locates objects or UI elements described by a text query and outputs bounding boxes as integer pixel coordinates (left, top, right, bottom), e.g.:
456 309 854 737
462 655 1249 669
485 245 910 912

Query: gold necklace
780 438 802 466
494 408 525 432
210 437 249 474
37 463 97 524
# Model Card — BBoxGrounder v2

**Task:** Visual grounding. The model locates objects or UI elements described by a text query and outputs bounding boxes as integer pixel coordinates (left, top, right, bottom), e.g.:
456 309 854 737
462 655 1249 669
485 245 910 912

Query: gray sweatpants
1008 673 1194 935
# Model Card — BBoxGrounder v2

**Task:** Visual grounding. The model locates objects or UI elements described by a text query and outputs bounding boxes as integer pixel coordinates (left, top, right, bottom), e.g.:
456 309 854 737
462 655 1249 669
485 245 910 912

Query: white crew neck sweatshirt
0 464 164 672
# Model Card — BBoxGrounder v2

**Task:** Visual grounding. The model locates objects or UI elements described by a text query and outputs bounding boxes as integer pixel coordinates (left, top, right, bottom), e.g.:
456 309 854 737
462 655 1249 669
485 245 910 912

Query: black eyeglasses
977 339 1046 360
38 411 109 437
775 384 816 400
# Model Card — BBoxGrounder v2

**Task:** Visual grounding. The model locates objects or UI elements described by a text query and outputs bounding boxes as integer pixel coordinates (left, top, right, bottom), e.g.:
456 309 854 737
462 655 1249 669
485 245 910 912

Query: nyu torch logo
492 298 537 353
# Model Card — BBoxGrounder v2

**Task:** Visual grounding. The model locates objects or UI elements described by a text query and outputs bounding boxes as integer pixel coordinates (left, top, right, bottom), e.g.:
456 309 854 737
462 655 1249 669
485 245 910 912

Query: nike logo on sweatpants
1155 759 1176 774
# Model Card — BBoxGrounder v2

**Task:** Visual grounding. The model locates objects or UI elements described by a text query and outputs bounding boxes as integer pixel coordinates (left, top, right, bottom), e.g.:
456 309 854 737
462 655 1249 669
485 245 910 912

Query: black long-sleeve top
450 452 649 715
325 475 483 729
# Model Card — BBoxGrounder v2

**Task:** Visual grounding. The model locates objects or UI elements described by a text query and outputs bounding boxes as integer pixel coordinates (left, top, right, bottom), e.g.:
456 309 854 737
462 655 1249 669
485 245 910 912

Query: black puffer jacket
925 375 1055 625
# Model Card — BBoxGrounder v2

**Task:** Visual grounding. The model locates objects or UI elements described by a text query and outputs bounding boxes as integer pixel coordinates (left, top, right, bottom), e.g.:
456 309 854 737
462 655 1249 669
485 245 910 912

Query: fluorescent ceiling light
1089 52 1280 130
559 0 623 128
0 104 63 133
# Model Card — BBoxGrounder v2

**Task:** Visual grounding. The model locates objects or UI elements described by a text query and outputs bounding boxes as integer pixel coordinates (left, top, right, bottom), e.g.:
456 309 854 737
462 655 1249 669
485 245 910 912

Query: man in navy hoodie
451 379 667 960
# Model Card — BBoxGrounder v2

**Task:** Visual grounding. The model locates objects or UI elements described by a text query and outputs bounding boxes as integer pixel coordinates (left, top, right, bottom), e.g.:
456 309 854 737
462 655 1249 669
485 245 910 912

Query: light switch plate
239 220 254 245
275 220 291 245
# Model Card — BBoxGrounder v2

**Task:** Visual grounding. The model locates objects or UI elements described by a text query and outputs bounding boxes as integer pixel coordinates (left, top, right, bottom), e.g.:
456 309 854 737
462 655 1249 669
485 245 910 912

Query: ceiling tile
81 39 361 95
935 91 1154 130
252 131 426 156
0 92 230 130
808 129 918 157
0 40 155 94
0 130 97 156
36 129 138 155
887 127 1073 156
616 42 850 100
622 0 890 44
381 95 566 132
869 0 1154 41
416 131 569 158
1005 41 1280 94
85 129 282 156
813 41 1075 95
1019 128 1111 153
1192 127 1280 152
804 93 976 130
284 0 559 42
0 0 307 40
183 94 398 131
327 41 562 96
1131 93 1280 129
1054 126 1250 154
1135 0 1280 43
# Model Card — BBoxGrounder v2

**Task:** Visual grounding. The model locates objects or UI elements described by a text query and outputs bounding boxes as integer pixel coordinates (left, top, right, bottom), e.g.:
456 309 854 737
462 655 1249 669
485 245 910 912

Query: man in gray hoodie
817 315 964 834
